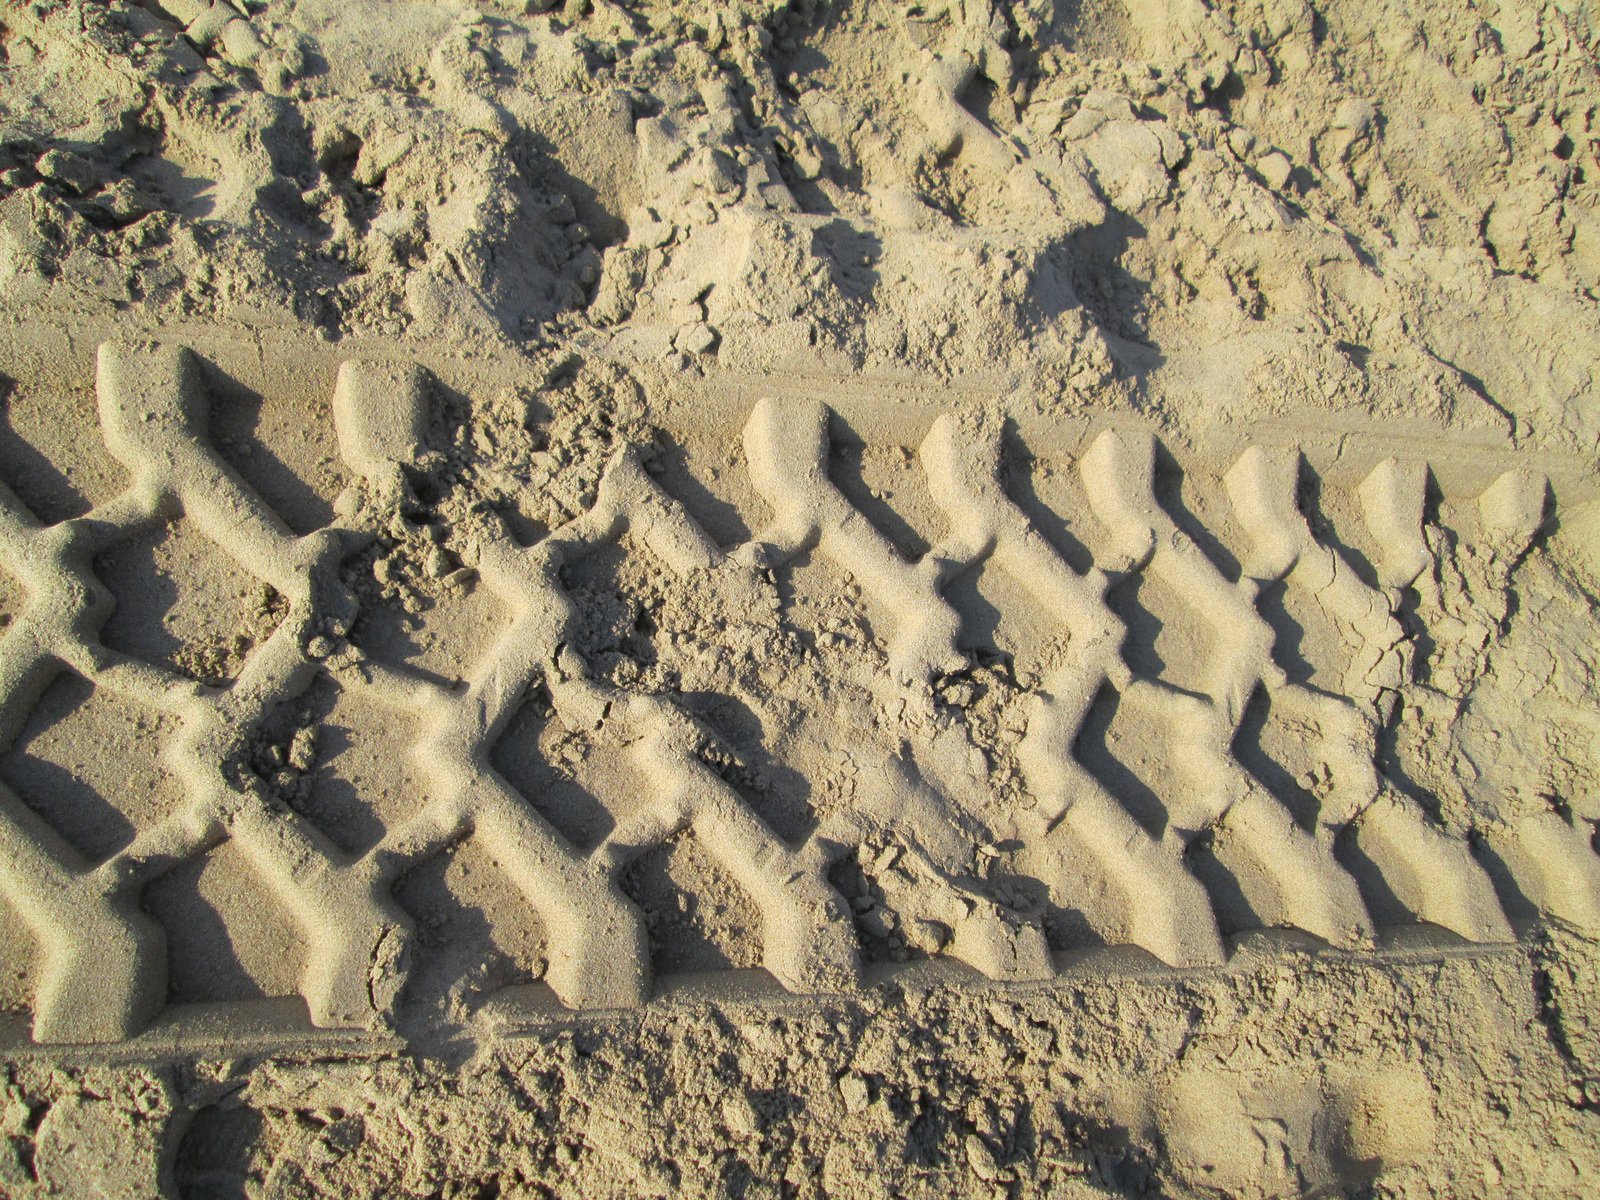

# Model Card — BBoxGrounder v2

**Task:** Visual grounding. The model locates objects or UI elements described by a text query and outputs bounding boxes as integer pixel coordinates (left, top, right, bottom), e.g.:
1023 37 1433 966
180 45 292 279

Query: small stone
1258 150 1293 190
675 322 718 355
838 1074 870 1114
306 636 336 659
860 907 895 939
939 678 977 707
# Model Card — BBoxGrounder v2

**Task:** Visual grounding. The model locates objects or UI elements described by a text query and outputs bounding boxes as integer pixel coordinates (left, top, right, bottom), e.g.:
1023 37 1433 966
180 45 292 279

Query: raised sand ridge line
0 340 1592 1046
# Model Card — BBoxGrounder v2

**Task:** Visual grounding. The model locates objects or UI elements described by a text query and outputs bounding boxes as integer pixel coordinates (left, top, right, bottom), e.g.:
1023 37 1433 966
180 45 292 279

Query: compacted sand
1 2 1599 1196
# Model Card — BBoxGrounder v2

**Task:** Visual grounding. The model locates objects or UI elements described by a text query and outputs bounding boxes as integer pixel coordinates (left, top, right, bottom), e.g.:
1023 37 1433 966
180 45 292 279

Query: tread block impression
0 340 1591 1045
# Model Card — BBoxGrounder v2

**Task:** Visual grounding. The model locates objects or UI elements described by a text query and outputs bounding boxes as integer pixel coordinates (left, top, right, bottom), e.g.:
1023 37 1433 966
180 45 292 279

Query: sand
0 0 1598 1196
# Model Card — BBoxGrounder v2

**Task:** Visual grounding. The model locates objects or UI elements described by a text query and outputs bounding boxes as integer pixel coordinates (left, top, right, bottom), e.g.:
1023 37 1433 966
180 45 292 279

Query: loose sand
0 1 1598 1196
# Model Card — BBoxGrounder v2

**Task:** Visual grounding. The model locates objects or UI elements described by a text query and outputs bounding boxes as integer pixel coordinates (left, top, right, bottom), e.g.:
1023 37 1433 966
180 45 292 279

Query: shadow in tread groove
174 1101 264 1200
1184 832 1269 937
143 839 308 1004
0 672 179 863
620 833 765 975
1074 684 1170 842
392 836 549 1024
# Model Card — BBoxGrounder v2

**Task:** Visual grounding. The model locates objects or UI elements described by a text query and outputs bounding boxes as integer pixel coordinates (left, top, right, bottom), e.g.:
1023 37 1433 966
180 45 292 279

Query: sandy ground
1 1 1599 1196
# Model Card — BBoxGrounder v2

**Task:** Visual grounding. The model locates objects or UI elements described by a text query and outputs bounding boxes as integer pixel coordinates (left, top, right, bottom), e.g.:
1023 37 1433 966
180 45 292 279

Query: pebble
676 322 718 355
1258 150 1294 191
838 1074 870 1114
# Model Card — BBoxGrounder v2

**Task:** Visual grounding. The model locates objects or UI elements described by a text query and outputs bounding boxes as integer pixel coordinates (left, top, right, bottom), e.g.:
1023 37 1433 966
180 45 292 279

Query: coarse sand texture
1 1 1599 1197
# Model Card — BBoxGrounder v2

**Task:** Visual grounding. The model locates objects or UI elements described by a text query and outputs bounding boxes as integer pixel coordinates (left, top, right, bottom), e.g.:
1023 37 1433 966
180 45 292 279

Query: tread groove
0 342 1589 1043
